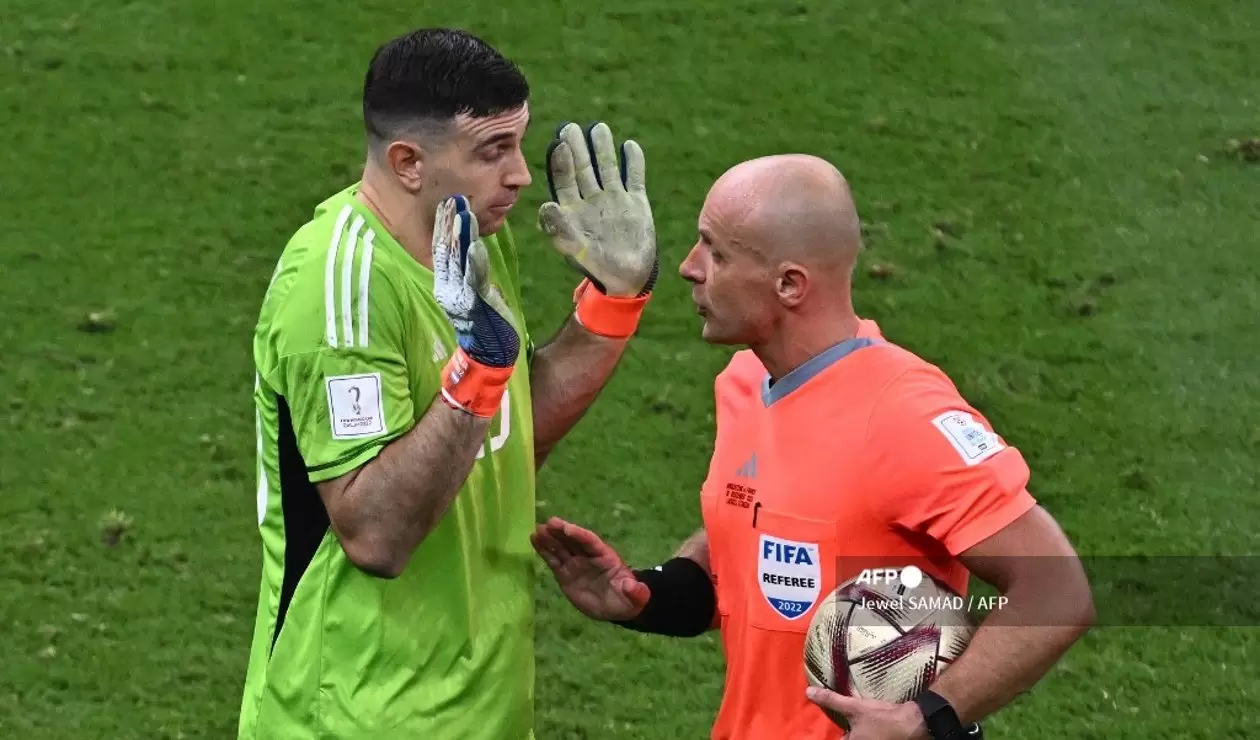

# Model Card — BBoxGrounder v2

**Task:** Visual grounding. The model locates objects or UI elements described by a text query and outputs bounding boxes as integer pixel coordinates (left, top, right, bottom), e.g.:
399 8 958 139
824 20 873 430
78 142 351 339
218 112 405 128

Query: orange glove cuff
440 347 514 417
572 279 651 339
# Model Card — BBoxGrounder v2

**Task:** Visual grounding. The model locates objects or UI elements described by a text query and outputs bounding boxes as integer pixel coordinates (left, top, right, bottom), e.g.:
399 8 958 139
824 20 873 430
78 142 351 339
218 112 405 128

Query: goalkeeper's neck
356 162 436 270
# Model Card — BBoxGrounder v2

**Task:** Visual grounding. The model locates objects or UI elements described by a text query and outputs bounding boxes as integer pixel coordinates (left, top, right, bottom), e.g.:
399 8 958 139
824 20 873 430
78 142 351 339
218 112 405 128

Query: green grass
2 0 1258 737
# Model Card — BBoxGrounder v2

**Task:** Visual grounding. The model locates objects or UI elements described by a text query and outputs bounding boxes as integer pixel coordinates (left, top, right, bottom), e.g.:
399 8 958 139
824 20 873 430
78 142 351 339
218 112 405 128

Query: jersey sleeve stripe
341 216 366 348
324 205 354 348
305 430 406 474
357 229 376 348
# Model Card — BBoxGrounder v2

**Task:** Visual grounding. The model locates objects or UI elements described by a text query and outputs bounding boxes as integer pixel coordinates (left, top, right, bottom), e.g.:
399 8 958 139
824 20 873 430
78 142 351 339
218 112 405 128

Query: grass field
2 0 1258 737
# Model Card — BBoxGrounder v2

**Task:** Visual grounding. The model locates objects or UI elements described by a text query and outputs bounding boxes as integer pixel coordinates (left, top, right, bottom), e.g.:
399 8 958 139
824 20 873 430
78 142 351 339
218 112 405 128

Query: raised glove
539 122 658 338
432 195 519 416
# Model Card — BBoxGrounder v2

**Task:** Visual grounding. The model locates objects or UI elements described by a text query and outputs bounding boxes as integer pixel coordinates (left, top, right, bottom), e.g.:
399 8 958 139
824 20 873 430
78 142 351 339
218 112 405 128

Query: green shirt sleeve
274 264 416 483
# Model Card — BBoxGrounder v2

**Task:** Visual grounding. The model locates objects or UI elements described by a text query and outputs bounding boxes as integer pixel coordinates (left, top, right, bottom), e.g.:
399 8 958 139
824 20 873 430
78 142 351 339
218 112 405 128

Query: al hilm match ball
804 567 976 726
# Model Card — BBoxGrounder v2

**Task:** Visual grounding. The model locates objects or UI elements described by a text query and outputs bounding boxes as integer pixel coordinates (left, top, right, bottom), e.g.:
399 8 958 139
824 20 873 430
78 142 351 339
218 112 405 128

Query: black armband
613 557 716 637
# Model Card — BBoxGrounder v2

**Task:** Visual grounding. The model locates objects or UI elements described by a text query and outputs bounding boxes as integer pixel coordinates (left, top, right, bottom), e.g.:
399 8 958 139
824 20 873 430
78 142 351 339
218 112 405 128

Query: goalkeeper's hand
538 122 659 298
433 195 520 369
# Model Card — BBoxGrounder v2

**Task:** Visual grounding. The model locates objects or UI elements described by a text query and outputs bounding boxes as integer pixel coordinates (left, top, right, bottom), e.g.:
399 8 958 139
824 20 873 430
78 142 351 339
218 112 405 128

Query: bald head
705 154 862 273
682 154 864 359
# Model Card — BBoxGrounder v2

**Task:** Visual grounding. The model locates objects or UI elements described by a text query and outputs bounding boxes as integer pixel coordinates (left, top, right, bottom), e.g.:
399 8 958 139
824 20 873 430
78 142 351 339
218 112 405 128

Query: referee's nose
679 243 705 283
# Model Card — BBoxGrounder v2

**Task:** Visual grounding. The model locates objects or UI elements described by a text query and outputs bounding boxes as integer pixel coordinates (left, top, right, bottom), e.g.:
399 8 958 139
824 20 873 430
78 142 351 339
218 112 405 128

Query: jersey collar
762 337 878 407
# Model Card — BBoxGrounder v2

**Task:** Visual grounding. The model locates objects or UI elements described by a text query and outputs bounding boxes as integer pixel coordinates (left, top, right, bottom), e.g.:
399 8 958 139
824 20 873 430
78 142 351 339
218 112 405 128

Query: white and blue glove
433 195 520 368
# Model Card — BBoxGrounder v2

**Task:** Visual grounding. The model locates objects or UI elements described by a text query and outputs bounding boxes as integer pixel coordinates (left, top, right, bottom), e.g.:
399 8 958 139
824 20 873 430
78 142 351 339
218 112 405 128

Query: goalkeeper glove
432 195 520 416
538 121 658 338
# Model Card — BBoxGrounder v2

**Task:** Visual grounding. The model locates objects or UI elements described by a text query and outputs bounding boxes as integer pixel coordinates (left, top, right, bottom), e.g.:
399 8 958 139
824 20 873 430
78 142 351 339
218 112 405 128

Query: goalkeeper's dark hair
362 28 529 145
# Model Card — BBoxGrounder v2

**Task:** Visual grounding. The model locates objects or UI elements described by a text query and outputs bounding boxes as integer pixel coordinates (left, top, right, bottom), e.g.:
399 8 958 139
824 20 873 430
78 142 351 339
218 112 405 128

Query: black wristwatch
912 690 983 739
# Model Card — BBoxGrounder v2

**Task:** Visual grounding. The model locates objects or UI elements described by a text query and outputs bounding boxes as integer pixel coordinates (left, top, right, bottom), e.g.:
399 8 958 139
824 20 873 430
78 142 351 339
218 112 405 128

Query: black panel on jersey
270 396 333 656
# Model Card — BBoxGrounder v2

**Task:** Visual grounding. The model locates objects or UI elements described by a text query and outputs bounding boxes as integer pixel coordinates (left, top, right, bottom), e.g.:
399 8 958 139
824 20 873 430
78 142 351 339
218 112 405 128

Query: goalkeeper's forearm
529 313 631 469
318 396 491 578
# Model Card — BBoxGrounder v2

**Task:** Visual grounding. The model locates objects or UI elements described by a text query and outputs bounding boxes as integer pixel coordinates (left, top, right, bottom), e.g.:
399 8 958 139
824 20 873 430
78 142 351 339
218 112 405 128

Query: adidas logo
735 453 758 479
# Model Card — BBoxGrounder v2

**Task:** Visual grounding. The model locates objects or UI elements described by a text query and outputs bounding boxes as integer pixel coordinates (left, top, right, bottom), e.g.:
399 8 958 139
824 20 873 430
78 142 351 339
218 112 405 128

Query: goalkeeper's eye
480 147 506 162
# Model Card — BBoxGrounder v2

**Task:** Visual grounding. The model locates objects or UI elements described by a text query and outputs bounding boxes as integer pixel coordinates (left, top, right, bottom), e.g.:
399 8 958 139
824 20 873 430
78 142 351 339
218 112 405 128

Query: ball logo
757 534 821 620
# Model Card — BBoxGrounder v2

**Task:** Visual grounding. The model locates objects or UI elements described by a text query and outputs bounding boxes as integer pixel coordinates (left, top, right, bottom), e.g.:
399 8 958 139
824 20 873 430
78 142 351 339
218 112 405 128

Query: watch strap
913 690 966 739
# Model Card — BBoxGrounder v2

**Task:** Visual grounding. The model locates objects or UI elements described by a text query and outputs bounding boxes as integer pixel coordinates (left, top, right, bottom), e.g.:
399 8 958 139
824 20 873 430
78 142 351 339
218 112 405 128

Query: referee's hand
805 688 931 740
530 516 650 622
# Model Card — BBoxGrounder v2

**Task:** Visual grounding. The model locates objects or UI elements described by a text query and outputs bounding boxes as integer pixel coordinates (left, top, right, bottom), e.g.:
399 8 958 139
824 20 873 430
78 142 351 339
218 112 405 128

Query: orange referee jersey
700 319 1036 740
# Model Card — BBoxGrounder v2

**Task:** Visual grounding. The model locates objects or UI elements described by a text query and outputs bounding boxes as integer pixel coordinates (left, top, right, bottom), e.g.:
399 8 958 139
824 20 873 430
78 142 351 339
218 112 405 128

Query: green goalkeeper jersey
238 184 537 740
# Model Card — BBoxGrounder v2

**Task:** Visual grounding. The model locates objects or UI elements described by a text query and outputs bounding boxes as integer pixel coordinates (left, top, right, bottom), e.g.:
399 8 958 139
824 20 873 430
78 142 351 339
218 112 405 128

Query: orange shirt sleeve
863 366 1037 556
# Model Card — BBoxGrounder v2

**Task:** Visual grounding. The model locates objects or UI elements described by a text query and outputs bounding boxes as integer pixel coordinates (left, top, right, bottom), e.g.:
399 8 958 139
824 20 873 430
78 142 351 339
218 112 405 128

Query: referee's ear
776 263 810 309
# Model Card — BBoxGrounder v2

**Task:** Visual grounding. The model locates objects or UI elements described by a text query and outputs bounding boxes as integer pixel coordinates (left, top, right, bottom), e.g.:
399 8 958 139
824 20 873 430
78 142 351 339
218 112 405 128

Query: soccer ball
803 568 975 722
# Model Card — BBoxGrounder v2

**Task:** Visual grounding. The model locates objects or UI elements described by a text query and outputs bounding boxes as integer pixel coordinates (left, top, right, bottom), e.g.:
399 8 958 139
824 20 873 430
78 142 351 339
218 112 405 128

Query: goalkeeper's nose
503 148 532 189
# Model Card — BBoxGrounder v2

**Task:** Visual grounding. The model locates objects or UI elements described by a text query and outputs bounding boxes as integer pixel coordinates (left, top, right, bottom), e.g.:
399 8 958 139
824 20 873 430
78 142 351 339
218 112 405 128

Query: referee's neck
755 310 860 382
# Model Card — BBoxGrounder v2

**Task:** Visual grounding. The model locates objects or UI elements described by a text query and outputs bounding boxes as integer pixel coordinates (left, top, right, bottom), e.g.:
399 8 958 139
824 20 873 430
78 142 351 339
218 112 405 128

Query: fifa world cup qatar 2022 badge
325 373 386 440
758 534 822 620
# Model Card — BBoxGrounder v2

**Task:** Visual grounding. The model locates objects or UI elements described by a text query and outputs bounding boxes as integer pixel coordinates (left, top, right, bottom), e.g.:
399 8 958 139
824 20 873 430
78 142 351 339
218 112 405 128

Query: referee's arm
613 528 720 637
859 370 1095 730
929 505 1095 725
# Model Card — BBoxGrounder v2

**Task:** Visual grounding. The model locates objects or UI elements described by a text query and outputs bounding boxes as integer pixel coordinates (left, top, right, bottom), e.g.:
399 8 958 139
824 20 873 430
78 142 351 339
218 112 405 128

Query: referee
532 154 1095 740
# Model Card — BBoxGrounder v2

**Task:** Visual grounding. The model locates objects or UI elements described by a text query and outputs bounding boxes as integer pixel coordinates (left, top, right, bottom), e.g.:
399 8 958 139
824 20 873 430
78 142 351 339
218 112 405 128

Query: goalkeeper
237 28 657 740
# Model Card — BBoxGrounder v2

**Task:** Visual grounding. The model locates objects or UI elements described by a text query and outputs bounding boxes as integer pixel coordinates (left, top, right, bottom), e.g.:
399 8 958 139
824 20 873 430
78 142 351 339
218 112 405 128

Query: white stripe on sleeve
357 229 376 348
341 216 366 348
324 205 354 348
